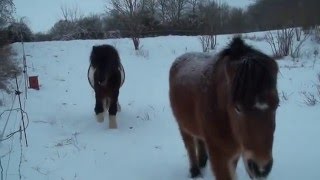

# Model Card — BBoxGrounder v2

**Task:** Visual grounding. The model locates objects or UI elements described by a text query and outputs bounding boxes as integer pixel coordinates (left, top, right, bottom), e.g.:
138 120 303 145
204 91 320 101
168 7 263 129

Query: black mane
90 44 120 68
221 37 278 106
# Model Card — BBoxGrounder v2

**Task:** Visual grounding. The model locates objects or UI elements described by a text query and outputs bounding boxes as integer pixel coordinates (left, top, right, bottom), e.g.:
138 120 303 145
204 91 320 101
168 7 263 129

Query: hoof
109 115 118 129
190 167 201 179
199 155 208 168
96 112 104 123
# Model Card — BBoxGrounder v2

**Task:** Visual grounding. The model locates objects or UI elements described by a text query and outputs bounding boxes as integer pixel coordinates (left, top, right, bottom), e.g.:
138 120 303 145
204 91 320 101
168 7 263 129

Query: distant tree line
1 0 320 44
0 0 21 92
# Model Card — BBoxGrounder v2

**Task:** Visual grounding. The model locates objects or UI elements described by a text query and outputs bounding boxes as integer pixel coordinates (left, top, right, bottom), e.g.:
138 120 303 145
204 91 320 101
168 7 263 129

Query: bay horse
169 37 279 180
88 44 125 129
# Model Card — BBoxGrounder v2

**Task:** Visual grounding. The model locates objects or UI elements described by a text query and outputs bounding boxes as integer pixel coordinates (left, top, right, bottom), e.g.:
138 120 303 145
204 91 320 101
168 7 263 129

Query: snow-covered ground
1 33 320 180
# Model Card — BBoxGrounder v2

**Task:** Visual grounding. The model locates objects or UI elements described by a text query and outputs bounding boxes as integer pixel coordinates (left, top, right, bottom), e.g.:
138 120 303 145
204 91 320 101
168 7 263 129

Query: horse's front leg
206 143 240 180
94 91 105 123
108 89 119 129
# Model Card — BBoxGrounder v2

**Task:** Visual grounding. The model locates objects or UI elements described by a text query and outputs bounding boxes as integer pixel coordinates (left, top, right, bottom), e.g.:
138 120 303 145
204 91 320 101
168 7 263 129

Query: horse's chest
88 64 125 89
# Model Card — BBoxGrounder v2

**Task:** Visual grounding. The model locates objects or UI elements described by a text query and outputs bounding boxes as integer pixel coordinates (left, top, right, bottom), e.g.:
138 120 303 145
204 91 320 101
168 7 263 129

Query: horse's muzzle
246 159 273 179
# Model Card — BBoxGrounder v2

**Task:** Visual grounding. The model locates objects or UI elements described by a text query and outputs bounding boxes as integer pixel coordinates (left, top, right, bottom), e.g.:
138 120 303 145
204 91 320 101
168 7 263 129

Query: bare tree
109 0 147 50
187 0 200 14
198 0 219 49
48 5 85 40
60 4 82 22
156 0 169 23
167 0 188 24
155 0 188 24
0 0 15 27
145 0 158 16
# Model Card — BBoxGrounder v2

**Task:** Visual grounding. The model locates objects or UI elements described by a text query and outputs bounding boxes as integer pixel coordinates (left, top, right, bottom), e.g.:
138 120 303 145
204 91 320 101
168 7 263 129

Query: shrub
0 46 21 93
6 21 34 43
265 28 294 59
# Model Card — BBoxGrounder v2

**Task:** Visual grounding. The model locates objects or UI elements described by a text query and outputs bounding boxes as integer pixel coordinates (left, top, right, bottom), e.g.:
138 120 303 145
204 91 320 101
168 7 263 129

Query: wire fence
0 28 30 180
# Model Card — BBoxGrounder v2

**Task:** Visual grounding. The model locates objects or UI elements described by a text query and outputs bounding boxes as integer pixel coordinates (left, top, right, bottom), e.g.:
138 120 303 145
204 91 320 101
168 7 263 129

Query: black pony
88 45 125 129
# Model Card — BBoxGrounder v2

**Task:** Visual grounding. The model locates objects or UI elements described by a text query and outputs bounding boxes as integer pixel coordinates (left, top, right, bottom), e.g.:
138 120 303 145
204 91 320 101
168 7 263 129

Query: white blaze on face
254 101 269 110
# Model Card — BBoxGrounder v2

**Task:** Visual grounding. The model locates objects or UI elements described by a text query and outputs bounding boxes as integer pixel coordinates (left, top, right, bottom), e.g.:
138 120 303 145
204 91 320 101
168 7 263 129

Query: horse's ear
228 36 246 58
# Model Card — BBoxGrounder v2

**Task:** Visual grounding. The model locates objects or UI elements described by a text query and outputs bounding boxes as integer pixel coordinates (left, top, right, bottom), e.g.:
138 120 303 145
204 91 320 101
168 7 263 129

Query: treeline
0 0 21 92
2 0 320 43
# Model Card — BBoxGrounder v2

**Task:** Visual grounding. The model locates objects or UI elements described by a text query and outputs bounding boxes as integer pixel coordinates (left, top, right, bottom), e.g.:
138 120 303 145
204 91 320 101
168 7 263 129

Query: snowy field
1 33 320 180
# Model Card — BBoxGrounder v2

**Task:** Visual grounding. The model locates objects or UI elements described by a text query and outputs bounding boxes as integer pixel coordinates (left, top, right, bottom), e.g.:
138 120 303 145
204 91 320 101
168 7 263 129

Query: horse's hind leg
108 90 119 129
180 129 201 178
105 98 110 110
197 139 208 169
94 92 105 123
117 101 121 112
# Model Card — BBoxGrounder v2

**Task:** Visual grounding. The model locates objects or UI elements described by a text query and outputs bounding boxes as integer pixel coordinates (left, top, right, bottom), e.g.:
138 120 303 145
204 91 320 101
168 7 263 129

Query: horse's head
223 37 279 179
90 45 120 87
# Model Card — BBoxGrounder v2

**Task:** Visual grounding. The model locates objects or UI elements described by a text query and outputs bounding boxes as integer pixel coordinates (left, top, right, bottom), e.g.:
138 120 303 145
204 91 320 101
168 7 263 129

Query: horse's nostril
98 78 105 84
247 159 273 178
263 159 273 176
247 159 257 172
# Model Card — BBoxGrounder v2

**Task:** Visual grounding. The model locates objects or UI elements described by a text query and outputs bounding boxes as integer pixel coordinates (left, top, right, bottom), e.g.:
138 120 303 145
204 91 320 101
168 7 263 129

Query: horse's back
169 52 216 136
170 52 215 87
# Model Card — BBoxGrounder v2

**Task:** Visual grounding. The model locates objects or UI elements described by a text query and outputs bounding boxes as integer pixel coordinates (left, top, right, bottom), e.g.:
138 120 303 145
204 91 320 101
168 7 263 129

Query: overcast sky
14 0 253 33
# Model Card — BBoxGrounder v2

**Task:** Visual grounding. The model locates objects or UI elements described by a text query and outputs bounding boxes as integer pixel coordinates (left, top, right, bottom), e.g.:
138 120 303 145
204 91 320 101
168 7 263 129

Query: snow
0 33 320 180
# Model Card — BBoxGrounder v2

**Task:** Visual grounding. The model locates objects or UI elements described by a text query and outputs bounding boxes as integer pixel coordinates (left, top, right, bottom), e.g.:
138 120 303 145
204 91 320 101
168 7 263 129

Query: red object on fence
28 76 40 90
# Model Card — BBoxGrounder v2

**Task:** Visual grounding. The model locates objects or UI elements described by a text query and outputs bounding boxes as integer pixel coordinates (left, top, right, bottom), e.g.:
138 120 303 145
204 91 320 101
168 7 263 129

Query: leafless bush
317 73 320 97
0 46 21 93
290 33 310 59
0 92 4 106
209 34 217 50
313 26 320 43
199 35 210 52
265 28 294 59
280 91 290 102
301 91 318 106
313 48 319 69
294 27 302 41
